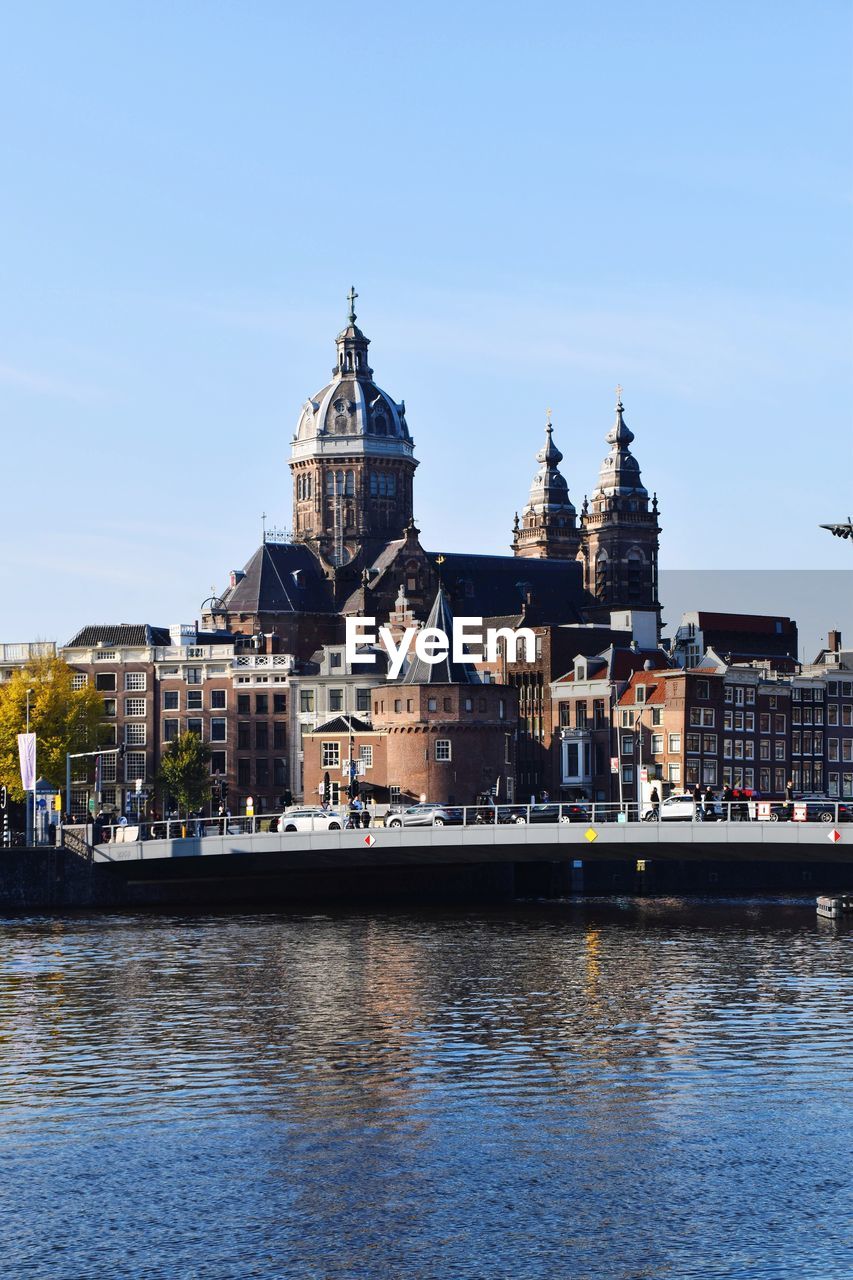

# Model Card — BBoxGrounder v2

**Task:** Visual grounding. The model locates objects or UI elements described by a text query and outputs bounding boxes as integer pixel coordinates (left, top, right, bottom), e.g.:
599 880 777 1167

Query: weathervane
615 383 623 405
347 285 358 324
546 407 552 426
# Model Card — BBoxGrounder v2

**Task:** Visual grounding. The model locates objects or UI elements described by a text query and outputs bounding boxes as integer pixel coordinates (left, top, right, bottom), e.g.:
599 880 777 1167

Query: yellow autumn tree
0 656 106 801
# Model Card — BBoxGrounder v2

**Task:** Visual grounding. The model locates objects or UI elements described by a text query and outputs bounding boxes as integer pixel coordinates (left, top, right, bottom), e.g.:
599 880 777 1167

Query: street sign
757 801 772 821
828 829 841 844
610 757 619 774
793 803 808 822
639 767 648 783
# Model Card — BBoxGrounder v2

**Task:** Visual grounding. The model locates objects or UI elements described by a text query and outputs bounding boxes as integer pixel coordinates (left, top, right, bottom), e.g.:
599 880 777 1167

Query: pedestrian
704 785 715 821
692 783 704 822
649 786 660 820
361 807 371 829
723 784 733 821
218 803 226 835
785 778 794 816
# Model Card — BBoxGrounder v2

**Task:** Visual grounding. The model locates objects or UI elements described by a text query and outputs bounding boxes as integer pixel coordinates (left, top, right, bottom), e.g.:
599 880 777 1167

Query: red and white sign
639 767 648 783
793 803 807 822
364 834 376 847
610 757 619 774
757 801 772 821
827 829 842 844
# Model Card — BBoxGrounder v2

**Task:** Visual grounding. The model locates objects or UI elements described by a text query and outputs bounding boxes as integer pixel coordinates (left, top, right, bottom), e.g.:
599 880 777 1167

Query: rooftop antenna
261 511 267 543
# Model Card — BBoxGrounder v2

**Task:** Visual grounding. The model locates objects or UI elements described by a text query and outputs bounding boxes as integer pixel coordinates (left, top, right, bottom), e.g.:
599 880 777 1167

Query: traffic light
0 785 6 809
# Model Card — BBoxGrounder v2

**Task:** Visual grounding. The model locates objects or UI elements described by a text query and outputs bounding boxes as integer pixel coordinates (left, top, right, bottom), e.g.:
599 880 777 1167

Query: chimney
230 569 245 588
828 629 842 653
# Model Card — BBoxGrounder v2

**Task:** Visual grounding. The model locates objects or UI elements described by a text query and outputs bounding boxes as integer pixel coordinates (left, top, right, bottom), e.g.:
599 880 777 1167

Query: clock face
328 544 352 567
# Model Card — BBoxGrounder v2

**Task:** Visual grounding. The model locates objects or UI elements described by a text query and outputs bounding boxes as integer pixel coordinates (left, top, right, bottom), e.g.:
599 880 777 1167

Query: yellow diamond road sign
585 827 598 843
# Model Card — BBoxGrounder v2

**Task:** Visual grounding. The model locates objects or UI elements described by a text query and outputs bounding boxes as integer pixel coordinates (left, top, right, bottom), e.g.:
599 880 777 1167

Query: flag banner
17 733 36 791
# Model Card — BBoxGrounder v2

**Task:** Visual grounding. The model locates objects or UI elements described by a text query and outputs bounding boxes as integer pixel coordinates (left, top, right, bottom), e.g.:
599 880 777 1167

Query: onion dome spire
591 385 647 499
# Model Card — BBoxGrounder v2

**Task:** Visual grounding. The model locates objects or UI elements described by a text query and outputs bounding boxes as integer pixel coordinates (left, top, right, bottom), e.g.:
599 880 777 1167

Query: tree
0 656 105 802
156 731 211 816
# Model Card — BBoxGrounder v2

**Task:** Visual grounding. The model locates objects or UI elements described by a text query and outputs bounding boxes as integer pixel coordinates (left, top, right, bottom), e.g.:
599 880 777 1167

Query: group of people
345 797 372 829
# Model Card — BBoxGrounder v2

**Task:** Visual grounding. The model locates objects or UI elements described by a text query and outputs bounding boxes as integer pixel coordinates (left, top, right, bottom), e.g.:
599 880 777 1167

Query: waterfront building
0 641 56 685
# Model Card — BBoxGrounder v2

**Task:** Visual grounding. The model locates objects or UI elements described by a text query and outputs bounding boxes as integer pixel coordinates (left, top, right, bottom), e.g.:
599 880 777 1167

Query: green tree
0 656 106 802
156 731 211 816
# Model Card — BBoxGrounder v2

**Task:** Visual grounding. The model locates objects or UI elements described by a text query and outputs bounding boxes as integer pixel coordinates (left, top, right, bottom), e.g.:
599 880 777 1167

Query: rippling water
0 899 851 1279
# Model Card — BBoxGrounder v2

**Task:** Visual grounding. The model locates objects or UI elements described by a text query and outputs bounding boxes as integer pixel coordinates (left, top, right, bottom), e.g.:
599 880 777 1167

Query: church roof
401 587 480 684
292 291 412 451
591 392 648 500
220 542 336 615
426 551 587 624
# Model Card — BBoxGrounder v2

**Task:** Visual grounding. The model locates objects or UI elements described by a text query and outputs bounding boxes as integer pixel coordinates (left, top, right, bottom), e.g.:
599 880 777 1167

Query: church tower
289 289 418 570
580 389 660 621
512 413 581 559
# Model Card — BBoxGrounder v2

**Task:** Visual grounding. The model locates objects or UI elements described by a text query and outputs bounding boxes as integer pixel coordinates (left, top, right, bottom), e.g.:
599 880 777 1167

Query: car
504 803 591 825
643 792 723 822
769 795 853 824
278 806 343 832
384 803 464 828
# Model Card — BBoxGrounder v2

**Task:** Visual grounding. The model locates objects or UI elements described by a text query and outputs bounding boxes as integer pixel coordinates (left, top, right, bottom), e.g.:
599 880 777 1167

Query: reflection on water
0 899 850 1279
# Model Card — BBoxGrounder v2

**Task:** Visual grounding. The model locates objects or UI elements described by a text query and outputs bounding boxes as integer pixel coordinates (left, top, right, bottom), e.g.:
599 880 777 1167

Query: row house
61 624 295 818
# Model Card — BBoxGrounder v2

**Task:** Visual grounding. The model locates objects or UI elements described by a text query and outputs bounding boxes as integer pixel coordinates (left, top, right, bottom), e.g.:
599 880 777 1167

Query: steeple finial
615 383 623 407
546 406 552 427
347 285 358 325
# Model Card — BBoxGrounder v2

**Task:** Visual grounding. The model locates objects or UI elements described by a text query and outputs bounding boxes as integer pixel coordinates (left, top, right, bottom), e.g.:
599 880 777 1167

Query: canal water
0 899 850 1280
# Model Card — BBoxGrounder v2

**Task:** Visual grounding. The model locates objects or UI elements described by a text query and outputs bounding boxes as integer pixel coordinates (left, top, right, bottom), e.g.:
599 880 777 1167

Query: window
329 689 344 712
95 650 116 662
428 698 437 712
746 688 756 705
125 698 146 717
360 745 373 769
273 693 286 714
828 704 839 726
734 711 744 732
125 672 146 691
102 698 116 717
621 735 633 756
703 761 718 786
745 713 754 733
828 738 839 762
95 673 116 692
394 698 402 713
651 733 664 755
724 687 733 704
435 740 451 762
697 680 710 700
256 723 268 750
774 714 786 734
71 673 87 690
211 718 226 742
300 689 315 713
407 699 414 713
237 723 250 750
668 763 681 783
238 759 251 788
444 697 452 712
164 719 179 742
187 718 203 738
760 741 770 760
499 699 506 720
255 694 268 715
686 733 701 753
186 668 202 685
274 758 287 787
164 691 179 710
125 752 146 782
273 723 286 750
390 786 401 805
723 739 732 759
237 694 251 715
759 713 770 734
703 734 717 753
651 707 663 726
356 688 370 712
464 698 473 713
775 740 785 760
635 685 646 704
256 759 269 788
702 710 715 728
187 690 203 710
622 765 634 784
735 687 744 706
125 723 146 746
330 652 342 669
668 733 681 753
322 741 340 767
100 755 116 783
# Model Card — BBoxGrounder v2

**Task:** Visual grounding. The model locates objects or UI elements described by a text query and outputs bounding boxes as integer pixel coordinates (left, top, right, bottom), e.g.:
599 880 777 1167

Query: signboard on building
610 757 619 774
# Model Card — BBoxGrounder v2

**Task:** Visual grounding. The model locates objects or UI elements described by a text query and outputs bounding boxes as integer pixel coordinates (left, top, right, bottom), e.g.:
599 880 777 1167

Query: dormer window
635 684 646 704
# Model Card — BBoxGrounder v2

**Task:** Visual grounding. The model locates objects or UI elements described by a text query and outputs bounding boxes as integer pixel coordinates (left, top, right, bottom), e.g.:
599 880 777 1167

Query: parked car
643 792 723 822
768 795 853 824
278 806 343 832
384 803 464 828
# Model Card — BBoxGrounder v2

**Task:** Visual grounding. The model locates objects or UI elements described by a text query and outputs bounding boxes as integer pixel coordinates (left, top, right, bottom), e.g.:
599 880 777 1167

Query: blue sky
0 1 851 644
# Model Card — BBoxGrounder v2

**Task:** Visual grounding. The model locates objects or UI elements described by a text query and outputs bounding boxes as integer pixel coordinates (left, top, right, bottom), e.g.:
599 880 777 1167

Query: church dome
294 290 411 446
590 390 648 499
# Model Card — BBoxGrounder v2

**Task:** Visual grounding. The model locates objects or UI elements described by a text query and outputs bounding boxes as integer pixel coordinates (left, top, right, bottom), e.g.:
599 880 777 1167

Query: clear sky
0 1 851 645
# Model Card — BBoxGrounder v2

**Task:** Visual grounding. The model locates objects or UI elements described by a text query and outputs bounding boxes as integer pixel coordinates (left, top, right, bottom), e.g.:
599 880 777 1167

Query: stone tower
580 389 660 621
512 414 581 560
289 288 418 570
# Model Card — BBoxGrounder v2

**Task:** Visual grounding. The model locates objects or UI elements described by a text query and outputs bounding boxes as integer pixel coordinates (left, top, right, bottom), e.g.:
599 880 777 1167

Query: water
0 899 850 1280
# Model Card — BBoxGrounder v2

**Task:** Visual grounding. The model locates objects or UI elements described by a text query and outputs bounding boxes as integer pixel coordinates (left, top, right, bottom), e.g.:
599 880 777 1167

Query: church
204 289 662 651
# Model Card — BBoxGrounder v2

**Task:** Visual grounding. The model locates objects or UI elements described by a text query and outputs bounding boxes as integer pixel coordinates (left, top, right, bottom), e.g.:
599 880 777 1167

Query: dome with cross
293 288 412 447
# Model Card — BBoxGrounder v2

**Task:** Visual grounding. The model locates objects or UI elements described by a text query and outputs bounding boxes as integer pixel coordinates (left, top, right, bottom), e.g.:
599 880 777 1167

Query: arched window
335 470 344 495
326 472 334 496
387 474 396 497
306 475 312 499
374 413 387 435
345 470 354 496
370 473 378 497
